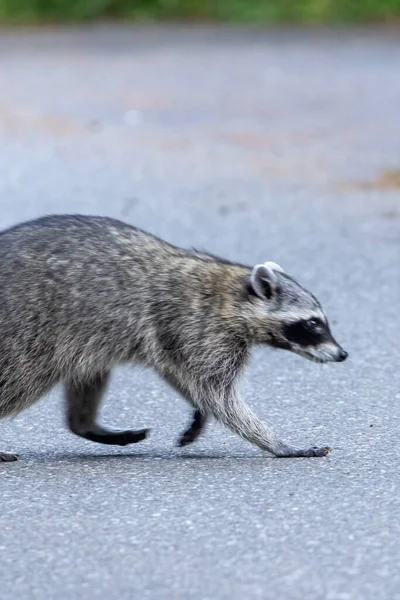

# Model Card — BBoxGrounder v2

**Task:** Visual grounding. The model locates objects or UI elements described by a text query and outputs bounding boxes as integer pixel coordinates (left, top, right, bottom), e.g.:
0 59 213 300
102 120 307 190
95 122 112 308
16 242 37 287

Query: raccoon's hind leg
1 405 19 461
65 372 149 446
0 383 47 463
162 372 208 447
178 409 207 447
0 452 18 462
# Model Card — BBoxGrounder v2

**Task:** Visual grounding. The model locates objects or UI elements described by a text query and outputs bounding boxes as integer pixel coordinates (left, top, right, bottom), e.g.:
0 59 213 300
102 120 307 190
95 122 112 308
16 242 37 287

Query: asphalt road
0 25 399 600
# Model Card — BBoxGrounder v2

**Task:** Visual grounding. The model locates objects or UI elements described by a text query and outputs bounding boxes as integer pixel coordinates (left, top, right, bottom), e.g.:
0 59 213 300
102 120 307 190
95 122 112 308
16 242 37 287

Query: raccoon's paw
275 445 331 458
79 426 150 447
177 430 198 447
0 452 19 462
112 428 150 446
177 410 207 447
303 446 331 458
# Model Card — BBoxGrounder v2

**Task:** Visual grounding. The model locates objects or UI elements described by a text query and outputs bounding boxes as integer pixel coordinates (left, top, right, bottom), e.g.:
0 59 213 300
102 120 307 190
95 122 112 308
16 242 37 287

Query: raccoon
0 215 347 462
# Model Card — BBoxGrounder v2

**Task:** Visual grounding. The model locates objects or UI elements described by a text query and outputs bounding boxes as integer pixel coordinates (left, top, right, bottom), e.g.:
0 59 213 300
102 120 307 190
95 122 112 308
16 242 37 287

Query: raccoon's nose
337 348 348 362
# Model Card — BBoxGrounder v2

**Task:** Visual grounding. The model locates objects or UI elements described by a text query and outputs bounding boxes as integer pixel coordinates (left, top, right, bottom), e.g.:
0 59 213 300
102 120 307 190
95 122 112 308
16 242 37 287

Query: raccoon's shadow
20 449 260 463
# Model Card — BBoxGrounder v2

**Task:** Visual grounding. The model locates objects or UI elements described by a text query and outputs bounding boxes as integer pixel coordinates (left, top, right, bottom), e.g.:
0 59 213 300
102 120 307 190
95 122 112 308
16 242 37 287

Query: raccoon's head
248 262 348 364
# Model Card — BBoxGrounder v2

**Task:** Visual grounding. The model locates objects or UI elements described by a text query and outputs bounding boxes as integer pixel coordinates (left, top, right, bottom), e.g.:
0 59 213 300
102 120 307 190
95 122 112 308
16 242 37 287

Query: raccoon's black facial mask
283 318 348 363
283 318 332 348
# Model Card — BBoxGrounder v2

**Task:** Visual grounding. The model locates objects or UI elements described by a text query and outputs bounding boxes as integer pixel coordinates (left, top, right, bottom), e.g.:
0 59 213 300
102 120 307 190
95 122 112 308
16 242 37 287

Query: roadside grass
1 0 400 24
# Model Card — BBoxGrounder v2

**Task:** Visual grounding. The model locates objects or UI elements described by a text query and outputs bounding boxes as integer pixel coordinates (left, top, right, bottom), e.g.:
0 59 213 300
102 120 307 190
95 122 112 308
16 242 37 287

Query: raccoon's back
0 215 174 376
0 214 179 266
0 215 177 345
0 213 180 289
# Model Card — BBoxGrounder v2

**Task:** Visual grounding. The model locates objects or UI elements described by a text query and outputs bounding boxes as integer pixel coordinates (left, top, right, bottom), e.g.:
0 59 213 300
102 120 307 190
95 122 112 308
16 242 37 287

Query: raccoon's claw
0 452 19 462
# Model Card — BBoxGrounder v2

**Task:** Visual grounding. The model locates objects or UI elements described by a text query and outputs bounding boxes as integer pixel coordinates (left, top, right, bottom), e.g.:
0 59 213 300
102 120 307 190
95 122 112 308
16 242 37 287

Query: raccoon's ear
250 264 278 300
263 261 284 273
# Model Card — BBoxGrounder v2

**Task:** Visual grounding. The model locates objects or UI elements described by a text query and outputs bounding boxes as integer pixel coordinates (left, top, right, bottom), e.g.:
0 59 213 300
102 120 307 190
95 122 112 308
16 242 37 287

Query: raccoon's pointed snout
336 347 348 362
309 342 348 364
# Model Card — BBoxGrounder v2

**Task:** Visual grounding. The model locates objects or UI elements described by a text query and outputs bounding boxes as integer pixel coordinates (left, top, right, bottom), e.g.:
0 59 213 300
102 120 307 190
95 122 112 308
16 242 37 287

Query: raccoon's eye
307 319 326 335
308 318 321 330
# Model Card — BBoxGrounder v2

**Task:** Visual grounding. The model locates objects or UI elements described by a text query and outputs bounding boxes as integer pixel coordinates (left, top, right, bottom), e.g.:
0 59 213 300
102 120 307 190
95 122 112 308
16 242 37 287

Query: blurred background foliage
0 0 400 23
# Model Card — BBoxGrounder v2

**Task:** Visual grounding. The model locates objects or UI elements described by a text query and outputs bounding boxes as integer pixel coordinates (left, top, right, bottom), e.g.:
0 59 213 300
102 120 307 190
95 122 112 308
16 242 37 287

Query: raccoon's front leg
65 372 149 446
201 385 330 458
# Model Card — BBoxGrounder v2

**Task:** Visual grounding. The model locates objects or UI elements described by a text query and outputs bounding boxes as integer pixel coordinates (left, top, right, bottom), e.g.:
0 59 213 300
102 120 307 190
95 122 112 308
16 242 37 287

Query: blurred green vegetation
0 0 400 23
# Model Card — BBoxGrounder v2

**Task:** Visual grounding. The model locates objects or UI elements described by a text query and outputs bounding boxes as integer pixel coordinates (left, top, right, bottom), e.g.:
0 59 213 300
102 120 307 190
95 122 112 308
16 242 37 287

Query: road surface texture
0 25 399 600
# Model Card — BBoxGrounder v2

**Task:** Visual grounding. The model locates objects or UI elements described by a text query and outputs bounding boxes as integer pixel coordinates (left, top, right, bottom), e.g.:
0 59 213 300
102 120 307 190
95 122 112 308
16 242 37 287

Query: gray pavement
0 25 399 600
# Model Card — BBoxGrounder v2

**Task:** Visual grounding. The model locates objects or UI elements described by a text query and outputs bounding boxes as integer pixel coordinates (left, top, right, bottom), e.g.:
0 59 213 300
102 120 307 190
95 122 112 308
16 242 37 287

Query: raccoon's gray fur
0 215 347 462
